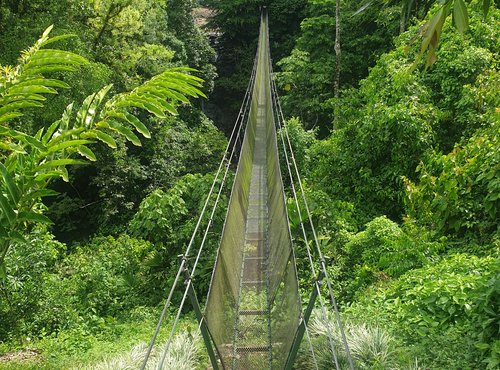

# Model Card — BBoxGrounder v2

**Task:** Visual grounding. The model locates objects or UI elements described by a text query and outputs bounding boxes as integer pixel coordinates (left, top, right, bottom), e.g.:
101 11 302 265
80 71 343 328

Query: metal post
183 265 221 370
283 273 324 370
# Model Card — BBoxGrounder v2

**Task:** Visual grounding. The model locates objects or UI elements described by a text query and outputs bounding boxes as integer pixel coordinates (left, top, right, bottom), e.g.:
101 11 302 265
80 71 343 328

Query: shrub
347 253 499 369
1 234 155 341
340 216 442 300
0 229 65 340
405 119 500 245
129 173 229 300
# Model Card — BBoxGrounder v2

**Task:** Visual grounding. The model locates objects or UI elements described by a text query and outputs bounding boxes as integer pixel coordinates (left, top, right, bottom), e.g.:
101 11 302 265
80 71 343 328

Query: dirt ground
0 348 40 363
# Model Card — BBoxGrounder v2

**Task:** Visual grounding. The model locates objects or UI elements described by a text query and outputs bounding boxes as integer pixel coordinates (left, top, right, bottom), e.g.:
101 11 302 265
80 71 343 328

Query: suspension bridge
141 9 353 370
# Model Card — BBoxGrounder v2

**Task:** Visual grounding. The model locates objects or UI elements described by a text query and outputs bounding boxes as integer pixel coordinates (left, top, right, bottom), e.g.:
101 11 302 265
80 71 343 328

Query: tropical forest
0 0 498 369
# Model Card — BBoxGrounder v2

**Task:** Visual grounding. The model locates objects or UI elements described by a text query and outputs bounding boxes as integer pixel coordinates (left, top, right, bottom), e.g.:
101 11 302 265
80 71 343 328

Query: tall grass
74 331 201 370
296 311 421 369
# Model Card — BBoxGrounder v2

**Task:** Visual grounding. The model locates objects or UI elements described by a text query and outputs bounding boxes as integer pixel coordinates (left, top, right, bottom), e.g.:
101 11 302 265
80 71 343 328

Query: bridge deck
232 64 272 369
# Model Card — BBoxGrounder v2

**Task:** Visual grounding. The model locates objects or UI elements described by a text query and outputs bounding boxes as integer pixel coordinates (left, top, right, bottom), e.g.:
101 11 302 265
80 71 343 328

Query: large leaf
453 0 469 34
0 126 45 150
0 163 20 204
114 96 168 118
12 78 70 89
18 211 53 225
105 111 151 138
23 189 58 203
42 119 62 144
45 139 92 154
410 2 452 69
0 101 45 118
0 112 23 123
0 193 15 225
6 85 58 95
36 158 88 171
76 84 113 128
108 121 141 146
77 145 96 161
93 130 117 148
28 49 88 65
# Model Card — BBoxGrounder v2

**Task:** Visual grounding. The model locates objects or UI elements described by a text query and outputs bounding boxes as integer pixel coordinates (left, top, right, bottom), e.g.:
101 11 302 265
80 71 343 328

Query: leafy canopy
0 26 205 276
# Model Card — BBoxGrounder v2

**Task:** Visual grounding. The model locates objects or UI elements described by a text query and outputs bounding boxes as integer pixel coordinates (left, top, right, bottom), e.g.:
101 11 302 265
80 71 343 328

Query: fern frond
0 26 87 124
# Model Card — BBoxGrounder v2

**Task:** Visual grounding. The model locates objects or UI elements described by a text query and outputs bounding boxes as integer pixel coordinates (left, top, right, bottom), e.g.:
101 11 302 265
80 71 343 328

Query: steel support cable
305 322 320 370
268 69 339 370
269 72 355 370
141 54 259 370
155 54 261 370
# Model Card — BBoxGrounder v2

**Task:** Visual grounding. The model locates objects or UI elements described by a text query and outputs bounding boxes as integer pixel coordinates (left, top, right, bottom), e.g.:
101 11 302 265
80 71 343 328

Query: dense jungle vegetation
0 0 498 369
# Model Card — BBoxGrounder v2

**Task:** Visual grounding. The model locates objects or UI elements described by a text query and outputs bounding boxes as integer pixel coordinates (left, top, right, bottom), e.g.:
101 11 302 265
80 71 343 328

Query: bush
0 229 65 340
0 234 155 341
405 119 500 245
129 173 229 301
347 253 499 369
338 216 442 301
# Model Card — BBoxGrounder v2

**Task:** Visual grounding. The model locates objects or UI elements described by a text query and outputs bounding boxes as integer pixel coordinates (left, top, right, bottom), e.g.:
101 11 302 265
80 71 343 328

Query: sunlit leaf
453 0 469 34
108 121 141 146
0 163 20 204
94 130 117 148
77 145 97 161
0 193 15 224
18 211 53 225
36 158 88 171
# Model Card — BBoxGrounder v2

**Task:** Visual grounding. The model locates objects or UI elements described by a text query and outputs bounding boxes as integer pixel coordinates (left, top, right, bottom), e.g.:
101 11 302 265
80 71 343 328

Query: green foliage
348 253 499 368
332 216 443 303
88 113 227 232
408 0 493 68
276 0 400 133
298 6 498 221
278 117 316 179
57 235 154 316
0 232 156 345
129 173 229 300
405 119 500 243
419 12 498 149
309 79 436 219
87 0 215 91
0 228 65 340
0 27 205 273
349 218 439 276
285 182 358 303
205 0 307 131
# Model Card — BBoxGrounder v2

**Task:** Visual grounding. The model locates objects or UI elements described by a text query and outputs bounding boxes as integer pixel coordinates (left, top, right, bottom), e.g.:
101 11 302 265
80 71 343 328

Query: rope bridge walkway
141 9 354 370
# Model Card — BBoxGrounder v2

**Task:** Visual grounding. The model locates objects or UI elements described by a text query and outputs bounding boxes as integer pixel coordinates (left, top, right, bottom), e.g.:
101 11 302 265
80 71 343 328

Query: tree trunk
93 2 130 51
400 2 407 34
333 0 341 128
